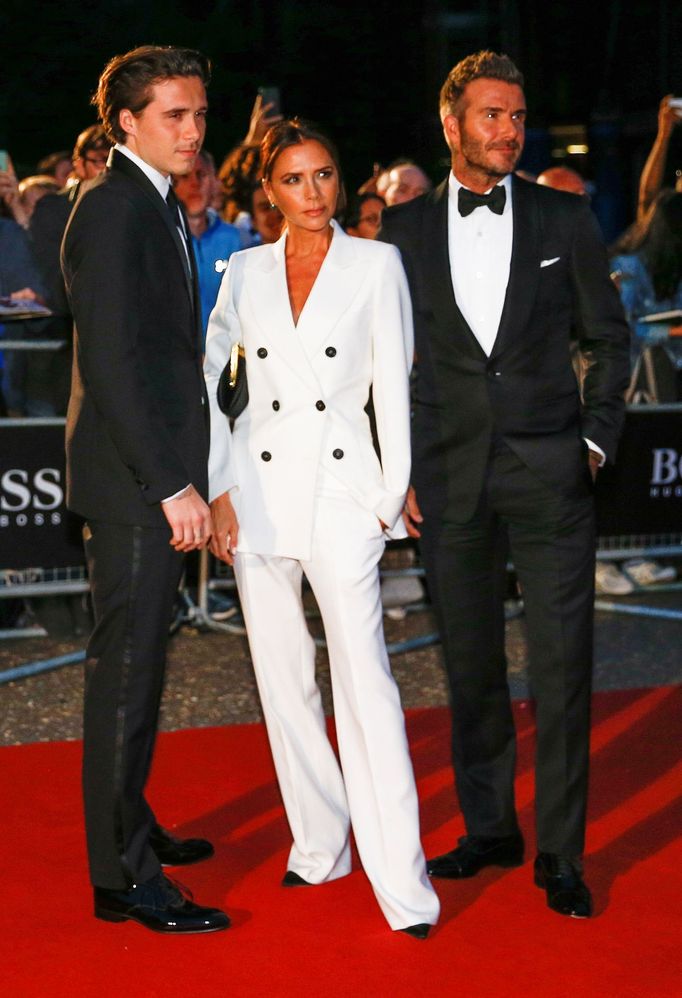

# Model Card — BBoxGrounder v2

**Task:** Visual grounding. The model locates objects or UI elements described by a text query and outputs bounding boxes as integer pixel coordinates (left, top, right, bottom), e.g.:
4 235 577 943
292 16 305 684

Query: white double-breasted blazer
204 220 414 561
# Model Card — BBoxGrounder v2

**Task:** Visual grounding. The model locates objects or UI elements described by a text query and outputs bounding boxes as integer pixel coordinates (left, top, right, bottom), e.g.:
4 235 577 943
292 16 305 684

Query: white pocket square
540 257 560 268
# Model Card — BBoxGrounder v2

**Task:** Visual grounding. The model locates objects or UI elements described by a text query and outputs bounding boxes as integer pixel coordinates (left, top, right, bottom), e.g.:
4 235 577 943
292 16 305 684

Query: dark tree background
0 0 680 231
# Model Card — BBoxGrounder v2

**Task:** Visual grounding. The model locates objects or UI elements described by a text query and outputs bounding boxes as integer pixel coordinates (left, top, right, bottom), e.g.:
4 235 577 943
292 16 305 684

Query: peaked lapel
295 220 367 360
109 149 195 305
423 180 488 360
243 233 320 393
242 220 366 391
489 175 541 360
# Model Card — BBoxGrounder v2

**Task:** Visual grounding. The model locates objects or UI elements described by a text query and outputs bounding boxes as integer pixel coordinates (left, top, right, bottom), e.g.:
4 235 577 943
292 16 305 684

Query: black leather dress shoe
94 873 230 933
534 853 593 918
281 871 313 887
399 923 431 940
427 833 524 879
149 824 215 866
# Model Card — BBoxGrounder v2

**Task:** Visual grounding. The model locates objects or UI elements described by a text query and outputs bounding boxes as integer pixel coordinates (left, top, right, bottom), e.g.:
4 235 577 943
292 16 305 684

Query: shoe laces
555 856 575 877
139 872 194 911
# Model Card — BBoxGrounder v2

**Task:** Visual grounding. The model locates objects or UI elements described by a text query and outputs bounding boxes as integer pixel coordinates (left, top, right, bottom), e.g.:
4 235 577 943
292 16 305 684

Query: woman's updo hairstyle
260 118 346 214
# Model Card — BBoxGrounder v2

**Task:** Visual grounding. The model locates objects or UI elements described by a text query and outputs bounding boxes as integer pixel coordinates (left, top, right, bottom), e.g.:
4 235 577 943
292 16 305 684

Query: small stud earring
269 202 276 209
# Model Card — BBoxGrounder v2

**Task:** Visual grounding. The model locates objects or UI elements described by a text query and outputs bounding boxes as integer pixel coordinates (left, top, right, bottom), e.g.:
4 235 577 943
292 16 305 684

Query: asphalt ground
1 552 680 746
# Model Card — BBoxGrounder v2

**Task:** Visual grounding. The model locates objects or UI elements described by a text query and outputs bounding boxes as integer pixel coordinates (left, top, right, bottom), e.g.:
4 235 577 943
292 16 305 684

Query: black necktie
165 186 185 234
166 185 195 292
458 184 506 217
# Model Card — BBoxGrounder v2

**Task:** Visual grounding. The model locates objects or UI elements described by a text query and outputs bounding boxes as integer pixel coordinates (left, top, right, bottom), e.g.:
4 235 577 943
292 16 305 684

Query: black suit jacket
380 176 631 522
61 149 209 526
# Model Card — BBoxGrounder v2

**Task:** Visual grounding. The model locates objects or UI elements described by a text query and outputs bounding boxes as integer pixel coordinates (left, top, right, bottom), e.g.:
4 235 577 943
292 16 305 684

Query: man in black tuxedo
61 45 229 933
380 51 630 917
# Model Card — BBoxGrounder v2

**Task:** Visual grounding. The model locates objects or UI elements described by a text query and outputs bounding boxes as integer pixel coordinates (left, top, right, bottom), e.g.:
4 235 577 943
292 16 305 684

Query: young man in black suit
62 45 229 933
380 51 630 917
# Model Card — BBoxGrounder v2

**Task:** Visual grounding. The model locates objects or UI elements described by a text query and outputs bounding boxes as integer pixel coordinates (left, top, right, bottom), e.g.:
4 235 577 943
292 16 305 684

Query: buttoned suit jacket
379 176 631 522
61 149 208 526
204 221 413 560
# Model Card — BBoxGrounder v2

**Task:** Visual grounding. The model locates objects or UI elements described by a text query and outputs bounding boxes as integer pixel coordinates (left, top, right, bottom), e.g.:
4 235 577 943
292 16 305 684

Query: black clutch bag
217 342 248 418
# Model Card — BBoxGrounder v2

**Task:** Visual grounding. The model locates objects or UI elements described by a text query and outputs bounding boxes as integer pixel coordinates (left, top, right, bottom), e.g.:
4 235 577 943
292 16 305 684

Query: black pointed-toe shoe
533 852 593 918
281 871 313 887
149 824 215 866
399 923 431 940
94 872 230 933
427 833 524 879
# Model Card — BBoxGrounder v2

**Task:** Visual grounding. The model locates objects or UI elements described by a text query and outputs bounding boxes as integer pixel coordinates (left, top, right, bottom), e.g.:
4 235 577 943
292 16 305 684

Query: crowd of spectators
1 91 681 594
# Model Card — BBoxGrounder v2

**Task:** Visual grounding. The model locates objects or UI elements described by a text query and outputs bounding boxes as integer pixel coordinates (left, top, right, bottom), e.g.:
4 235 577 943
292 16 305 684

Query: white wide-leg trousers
234 491 439 930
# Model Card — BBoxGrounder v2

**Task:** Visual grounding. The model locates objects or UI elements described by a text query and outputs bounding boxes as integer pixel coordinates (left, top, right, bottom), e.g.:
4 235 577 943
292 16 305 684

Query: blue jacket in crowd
190 209 241 347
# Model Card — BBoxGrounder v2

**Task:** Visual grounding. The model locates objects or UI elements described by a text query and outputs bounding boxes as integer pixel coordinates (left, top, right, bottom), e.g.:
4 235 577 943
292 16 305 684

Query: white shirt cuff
584 439 606 467
161 484 191 504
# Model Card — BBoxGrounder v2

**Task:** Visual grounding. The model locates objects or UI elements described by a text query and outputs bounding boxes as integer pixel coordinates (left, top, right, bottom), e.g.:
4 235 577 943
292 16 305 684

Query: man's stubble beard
459 135 521 181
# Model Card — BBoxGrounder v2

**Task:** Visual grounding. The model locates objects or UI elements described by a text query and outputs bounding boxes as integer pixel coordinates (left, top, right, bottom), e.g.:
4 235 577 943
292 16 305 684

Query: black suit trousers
82 520 184 888
419 444 595 858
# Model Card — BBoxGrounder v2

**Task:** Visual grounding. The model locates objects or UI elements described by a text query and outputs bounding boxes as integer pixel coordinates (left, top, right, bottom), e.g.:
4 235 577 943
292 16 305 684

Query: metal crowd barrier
0 339 67 352
3 388 682 681
5 529 680 687
0 332 79 643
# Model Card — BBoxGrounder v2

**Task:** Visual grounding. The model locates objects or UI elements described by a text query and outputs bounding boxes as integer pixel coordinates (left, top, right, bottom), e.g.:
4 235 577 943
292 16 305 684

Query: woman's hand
244 94 284 146
402 485 423 538
209 491 240 565
657 94 679 139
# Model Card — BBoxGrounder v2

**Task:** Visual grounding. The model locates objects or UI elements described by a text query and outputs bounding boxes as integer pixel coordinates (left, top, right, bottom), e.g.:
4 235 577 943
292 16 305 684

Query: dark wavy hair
93 45 211 145
612 190 682 300
218 143 262 221
73 124 110 160
260 118 346 214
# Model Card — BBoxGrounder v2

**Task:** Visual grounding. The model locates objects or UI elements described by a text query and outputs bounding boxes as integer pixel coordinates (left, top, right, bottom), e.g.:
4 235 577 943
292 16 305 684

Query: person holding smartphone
0 151 47 414
637 94 682 222
0 150 30 229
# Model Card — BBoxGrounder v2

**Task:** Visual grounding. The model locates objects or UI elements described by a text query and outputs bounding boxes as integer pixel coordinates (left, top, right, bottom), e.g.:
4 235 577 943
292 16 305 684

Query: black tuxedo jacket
380 176 631 522
61 149 208 527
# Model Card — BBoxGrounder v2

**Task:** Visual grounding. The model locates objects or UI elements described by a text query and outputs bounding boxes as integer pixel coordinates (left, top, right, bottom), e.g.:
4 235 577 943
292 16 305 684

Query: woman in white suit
204 120 439 938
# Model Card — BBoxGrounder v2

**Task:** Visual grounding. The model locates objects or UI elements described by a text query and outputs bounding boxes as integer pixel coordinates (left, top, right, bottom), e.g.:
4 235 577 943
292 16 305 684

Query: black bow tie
458 184 506 217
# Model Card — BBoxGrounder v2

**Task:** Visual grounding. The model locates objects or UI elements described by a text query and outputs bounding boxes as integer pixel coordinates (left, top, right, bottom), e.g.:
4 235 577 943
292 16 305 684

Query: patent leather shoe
533 852 593 918
399 923 431 940
149 824 214 866
427 833 524 879
94 872 230 933
281 870 313 887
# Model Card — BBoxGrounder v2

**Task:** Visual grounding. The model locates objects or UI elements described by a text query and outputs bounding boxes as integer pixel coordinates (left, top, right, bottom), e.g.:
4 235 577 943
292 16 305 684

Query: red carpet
2 689 681 997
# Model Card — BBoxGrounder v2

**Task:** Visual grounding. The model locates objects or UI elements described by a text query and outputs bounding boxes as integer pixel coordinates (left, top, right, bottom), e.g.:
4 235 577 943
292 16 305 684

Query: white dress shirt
448 171 513 357
447 170 604 464
114 143 170 199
